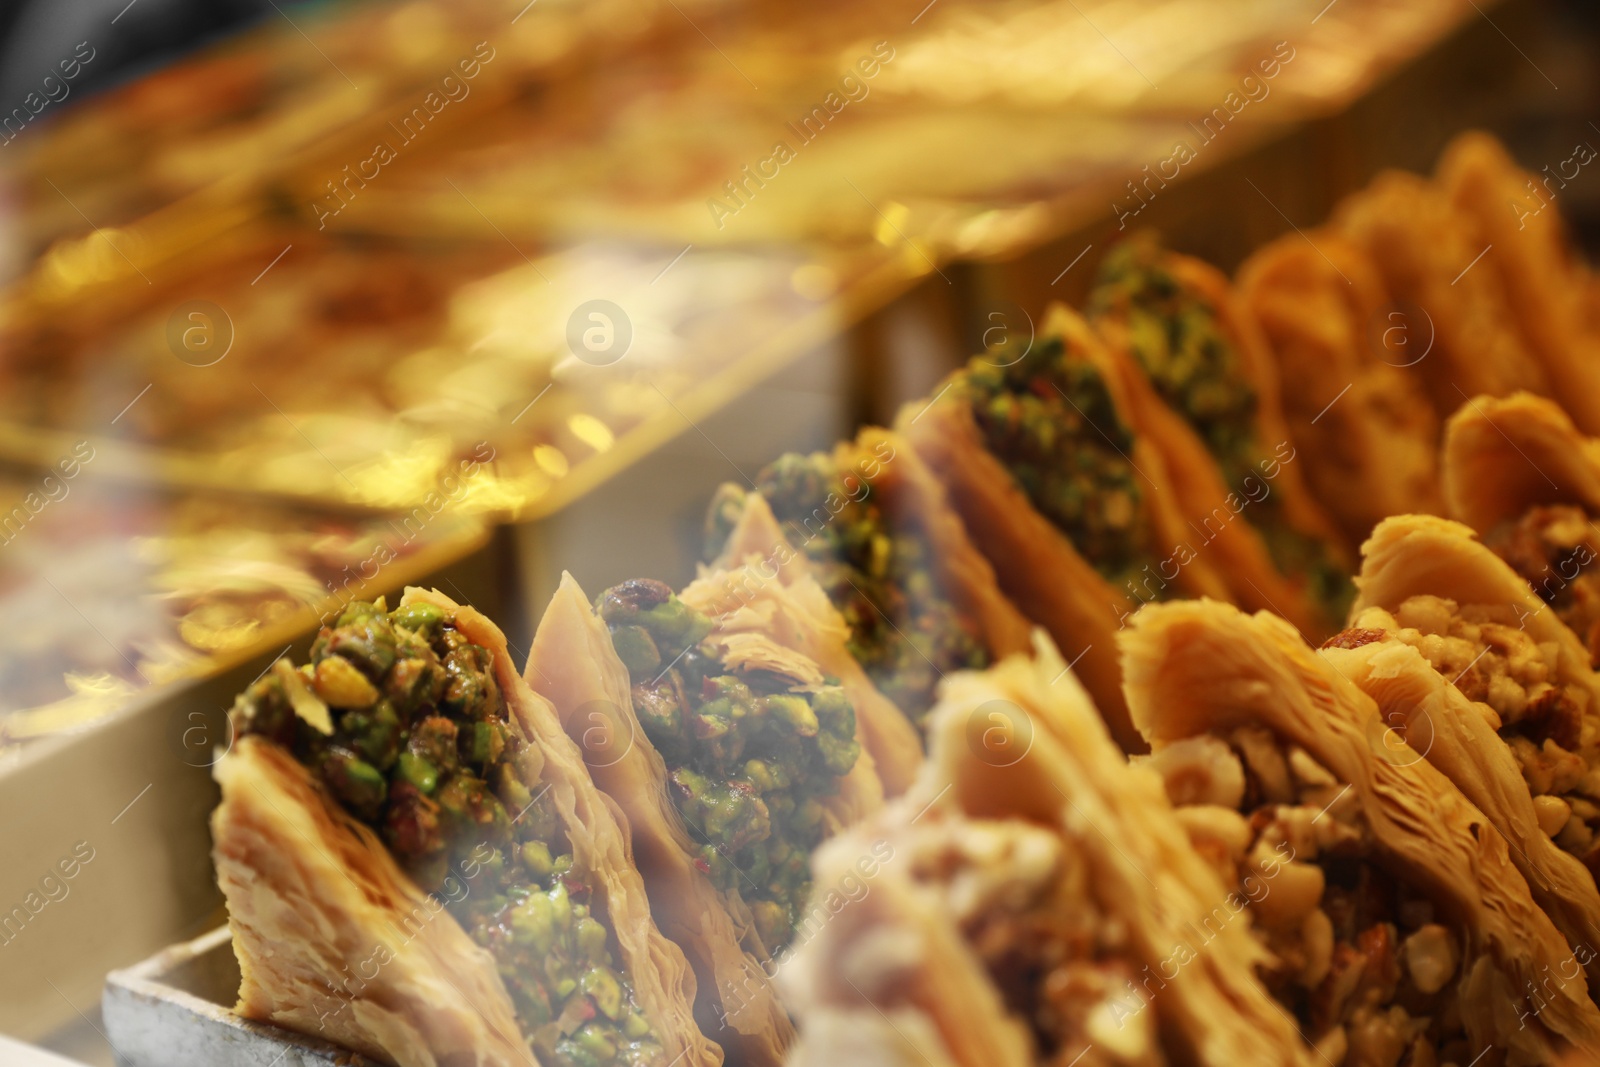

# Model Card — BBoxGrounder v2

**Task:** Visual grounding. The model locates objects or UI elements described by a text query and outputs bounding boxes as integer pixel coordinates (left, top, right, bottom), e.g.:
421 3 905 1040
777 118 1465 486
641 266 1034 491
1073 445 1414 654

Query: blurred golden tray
0 0 1494 512
325 0 1485 258
0 477 489 751
0 0 736 271
0 226 917 514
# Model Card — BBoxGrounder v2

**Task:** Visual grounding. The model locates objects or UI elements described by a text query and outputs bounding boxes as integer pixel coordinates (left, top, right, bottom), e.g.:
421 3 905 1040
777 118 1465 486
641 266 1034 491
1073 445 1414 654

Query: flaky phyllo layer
904 813 1163 1064
1144 727 1470 1065
1341 596 1600 874
232 599 663 1067
1088 234 1352 620
596 579 859 953
705 445 987 730
783 638 1317 1067
954 335 1155 595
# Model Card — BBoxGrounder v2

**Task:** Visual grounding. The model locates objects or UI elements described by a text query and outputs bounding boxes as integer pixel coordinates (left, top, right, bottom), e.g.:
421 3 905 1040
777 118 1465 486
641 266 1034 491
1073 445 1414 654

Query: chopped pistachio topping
233 600 663 1067
1088 235 1353 620
598 579 859 951
957 335 1157 594
705 453 988 729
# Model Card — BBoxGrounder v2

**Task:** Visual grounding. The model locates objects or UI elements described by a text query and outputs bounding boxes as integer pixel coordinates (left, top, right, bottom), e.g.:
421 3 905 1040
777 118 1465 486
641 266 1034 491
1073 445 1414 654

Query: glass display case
6 1 1600 1064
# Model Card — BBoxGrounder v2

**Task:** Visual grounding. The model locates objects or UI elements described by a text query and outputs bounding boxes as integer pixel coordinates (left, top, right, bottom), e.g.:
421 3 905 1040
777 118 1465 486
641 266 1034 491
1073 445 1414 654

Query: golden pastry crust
213 587 718 1067
1333 169 1550 413
1237 230 1444 547
1436 131 1600 436
681 549 893 816
214 736 538 1067
1093 245 1352 639
1442 391 1600 535
1348 515 1600 986
708 427 1035 782
844 427 1036 666
705 493 925 796
895 304 1229 753
1164 254 1352 578
1322 619 1600 995
410 589 718 1067
785 636 1313 1067
1351 515 1600 716
528 571 883 1066
1121 598 1600 1065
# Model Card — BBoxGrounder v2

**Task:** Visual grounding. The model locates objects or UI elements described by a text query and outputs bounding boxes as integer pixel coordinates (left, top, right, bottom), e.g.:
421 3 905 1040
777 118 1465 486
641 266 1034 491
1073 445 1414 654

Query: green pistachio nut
521 840 554 879
609 625 661 675
322 750 387 820
396 751 439 795
313 654 382 708
511 892 556 953
763 694 819 738
581 967 625 1019
575 916 609 962
391 601 447 638
573 1022 618 1061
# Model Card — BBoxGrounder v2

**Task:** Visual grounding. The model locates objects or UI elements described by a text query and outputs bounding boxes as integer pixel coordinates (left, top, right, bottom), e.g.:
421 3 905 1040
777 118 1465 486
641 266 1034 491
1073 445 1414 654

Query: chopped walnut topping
1402 923 1458 995
1231 725 1294 805
1159 725 1469 1061
1173 805 1251 888
1506 735 1586 796
1141 735 1245 809
1534 794 1573 838
1347 596 1600 873
905 816 1156 1064
1321 627 1389 650
1487 505 1600 667
1346 1002 1426 1067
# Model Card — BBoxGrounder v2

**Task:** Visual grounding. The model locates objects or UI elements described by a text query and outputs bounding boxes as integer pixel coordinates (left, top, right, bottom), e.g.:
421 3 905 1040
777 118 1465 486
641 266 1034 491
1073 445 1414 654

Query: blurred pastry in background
897 304 1230 751
1441 392 1600 667
783 636 1313 1067
1123 598 1600 1065
1088 233 1353 637
1437 131 1600 437
528 571 880 1066
704 428 1033 742
681 548 921 798
1333 168 1549 413
215 589 718 1067
1237 229 1443 549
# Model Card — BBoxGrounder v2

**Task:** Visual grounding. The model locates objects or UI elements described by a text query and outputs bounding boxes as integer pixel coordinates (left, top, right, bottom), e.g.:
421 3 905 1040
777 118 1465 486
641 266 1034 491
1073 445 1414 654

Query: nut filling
1341 597 1600 877
233 599 664 1067
1087 236 1353 620
907 818 1161 1066
705 452 987 731
1487 505 1600 669
956 333 1159 596
1146 729 1472 1066
598 579 860 952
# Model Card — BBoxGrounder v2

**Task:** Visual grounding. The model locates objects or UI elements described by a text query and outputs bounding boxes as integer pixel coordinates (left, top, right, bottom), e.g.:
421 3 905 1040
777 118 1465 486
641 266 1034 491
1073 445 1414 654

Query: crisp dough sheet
710 427 1034 788
213 587 718 1067
1121 598 1600 1065
1093 251 1349 637
1238 229 1444 546
1348 513 1600 993
527 574 795 1067
785 633 1315 1067
1437 132 1600 437
894 304 1226 752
